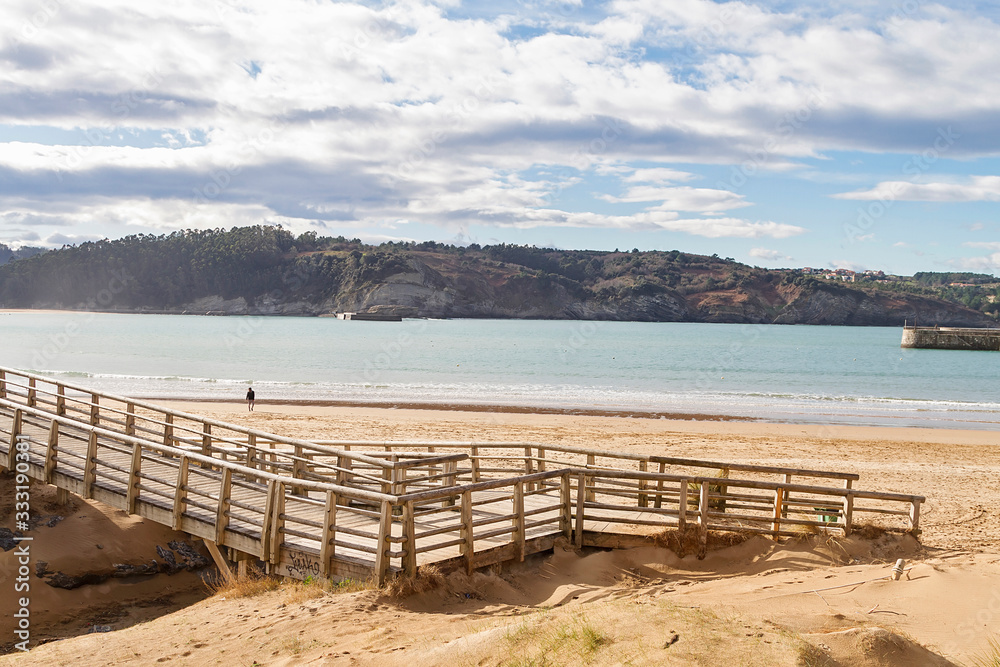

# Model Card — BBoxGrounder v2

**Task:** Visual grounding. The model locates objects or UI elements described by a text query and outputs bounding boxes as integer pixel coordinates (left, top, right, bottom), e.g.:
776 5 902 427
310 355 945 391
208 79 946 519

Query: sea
2 311 998 429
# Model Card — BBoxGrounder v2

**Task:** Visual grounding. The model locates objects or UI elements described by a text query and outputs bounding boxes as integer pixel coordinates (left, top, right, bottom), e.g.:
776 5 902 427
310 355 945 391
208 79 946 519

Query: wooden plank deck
0 366 926 585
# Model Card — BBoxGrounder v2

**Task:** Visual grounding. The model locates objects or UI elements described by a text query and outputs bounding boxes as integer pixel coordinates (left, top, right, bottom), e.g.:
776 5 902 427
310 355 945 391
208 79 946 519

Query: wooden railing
0 367 925 586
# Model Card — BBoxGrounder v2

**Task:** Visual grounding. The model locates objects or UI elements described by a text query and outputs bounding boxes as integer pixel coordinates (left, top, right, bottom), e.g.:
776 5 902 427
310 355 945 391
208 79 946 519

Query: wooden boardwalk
0 367 925 584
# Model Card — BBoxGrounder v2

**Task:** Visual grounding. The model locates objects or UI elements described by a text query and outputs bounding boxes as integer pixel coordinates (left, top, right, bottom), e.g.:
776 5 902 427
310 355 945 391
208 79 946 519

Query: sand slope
2 403 998 664
2 535 996 665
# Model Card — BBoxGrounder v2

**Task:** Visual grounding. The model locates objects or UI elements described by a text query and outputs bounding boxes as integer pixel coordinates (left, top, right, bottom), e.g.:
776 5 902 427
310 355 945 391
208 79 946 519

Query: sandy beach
2 401 998 665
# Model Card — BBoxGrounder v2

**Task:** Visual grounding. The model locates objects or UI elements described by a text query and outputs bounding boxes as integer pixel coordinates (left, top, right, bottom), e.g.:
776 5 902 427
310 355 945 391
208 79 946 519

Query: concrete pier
334 311 402 321
901 326 1000 350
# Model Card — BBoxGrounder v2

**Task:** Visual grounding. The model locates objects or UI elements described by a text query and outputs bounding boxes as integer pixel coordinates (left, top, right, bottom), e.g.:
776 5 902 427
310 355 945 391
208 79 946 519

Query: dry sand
2 401 999 665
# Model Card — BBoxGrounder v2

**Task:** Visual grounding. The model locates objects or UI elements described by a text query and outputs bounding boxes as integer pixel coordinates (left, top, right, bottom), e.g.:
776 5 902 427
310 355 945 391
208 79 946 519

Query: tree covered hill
0 225 994 326
0 242 46 266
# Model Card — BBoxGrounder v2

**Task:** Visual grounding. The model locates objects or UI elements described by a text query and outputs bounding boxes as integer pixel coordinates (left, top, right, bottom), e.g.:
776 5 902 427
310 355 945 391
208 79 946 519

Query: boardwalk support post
460 490 474 575
269 483 286 566
127 442 142 514
163 413 174 447
44 421 59 483
203 539 234 583
82 431 98 499
842 492 854 537
698 482 710 556
909 499 921 535
125 403 135 436
575 473 587 549
513 481 525 562
320 490 336 577
260 479 278 563
402 500 417 577
559 473 572 538
678 480 688 533
771 487 783 538
638 460 649 508
374 500 392 585
215 467 232 544
172 456 190 531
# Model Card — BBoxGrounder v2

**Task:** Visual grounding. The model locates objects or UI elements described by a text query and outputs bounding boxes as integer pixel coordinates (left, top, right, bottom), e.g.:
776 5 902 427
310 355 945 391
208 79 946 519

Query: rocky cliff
0 228 993 327
170 255 991 327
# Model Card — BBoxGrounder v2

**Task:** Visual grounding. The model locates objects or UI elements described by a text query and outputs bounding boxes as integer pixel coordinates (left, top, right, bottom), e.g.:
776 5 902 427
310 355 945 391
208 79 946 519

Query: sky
1 0 999 276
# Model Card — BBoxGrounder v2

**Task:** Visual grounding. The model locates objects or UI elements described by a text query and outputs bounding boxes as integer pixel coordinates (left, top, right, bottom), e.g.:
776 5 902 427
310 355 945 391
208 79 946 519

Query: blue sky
0 0 998 275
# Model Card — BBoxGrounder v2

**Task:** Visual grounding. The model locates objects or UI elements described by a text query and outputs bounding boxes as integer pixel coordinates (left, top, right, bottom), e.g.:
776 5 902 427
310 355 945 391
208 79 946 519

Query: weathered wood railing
0 367 925 585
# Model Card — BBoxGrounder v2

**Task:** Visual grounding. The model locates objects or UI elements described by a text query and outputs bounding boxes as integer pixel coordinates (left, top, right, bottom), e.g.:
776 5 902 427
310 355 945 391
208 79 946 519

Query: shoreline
156 398 1000 446
152 397 760 422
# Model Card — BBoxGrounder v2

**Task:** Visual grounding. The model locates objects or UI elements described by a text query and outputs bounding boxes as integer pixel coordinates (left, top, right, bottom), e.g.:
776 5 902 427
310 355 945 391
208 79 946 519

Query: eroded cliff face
168 257 992 327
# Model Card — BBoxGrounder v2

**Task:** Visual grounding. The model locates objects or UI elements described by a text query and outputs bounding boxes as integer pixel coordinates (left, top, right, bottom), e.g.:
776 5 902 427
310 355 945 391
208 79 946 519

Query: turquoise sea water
1 312 998 429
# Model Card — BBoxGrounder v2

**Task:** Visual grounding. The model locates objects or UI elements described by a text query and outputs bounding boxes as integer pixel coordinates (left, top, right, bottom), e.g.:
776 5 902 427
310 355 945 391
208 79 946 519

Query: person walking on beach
246 386 255 412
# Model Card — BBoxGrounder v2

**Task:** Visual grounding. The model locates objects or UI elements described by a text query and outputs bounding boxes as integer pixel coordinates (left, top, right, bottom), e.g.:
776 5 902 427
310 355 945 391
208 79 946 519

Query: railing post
163 413 174 448
559 473 572 538
442 461 457 507
9 409 23 463
89 393 99 425
513 480 525 562
655 462 666 508
215 467 232 544
201 422 212 459
470 446 480 482
678 480 688 532
698 482 710 555
172 456 190 531
0 370 6 398
460 490 474 574
56 385 66 416
771 487 783 539
83 431 98 499
336 454 352 487
27 378 37 407
381 462 392 495
127 442 142 514
585 455 596 502
638 461 649 508
269 483 286 565
260 479 278 562
320 490 337 576
402 500 417 577
575 473 587 549
374 500 392 585
909 499 921 534
523 446 533 491
125 403 135 436
842 491 854 537
44 421 59 483
246 433 258 471
291 445 307 497
782 473 792 518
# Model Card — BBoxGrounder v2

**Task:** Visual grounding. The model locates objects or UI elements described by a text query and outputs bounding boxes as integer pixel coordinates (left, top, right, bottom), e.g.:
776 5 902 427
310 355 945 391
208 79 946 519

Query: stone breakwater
901 326 1000 350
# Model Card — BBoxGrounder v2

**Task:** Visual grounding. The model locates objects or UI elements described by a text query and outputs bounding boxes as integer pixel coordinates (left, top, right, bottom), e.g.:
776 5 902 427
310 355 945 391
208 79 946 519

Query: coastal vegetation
0 225 995 325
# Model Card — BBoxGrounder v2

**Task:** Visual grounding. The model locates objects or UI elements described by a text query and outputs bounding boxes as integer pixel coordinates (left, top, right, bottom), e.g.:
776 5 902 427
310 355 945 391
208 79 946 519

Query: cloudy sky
1 0 999 275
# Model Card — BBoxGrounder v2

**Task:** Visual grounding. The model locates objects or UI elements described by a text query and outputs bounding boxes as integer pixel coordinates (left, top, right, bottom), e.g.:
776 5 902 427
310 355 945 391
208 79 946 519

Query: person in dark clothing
246 386 255 412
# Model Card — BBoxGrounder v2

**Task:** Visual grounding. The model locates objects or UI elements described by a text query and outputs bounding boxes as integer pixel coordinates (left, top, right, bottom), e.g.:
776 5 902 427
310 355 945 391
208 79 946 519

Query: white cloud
832 177 1000 202
964 241 1000 251
1 0 1000 249
623 168 696 184
951 253 1000 272
600 185 749 212
749 247 792 262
